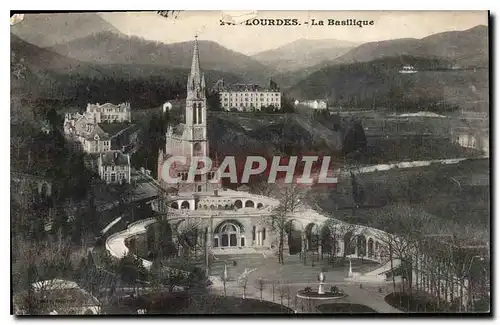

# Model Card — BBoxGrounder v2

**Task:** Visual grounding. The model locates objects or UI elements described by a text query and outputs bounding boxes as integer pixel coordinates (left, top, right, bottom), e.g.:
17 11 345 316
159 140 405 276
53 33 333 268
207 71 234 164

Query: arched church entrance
213 221 242 248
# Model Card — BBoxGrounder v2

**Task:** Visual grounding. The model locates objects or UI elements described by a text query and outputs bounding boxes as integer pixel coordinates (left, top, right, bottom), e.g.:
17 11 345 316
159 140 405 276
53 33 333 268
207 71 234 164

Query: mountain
273 25 488 90
287 55 489 112
10 13 121 48
333 25 488 68
48 32 274 84
11 34 88 99
252 39 357 72
11 34 244 120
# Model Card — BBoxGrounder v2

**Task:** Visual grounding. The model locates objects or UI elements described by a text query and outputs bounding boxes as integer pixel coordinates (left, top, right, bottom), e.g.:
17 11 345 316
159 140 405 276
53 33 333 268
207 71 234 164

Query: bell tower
159 36 219 194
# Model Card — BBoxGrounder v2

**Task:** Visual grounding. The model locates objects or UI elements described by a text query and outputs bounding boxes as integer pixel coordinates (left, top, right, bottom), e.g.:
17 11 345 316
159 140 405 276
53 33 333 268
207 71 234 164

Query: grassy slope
310 158 490 229
286 56 488 112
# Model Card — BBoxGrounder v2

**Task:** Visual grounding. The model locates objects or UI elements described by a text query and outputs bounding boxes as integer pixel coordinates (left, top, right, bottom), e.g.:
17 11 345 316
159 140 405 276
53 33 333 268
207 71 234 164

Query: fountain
318 272 325 294
295 271 348 312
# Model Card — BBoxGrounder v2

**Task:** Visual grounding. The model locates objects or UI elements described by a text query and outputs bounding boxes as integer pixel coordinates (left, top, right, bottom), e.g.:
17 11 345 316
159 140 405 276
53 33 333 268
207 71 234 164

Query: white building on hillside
294 99 328 110
98 151 131 184
86 102 131 123
219 81 281 111
452 127 489 156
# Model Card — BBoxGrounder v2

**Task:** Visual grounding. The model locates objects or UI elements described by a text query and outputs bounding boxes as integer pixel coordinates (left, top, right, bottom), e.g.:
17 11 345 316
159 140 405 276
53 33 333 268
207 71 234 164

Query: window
252 226 256 241
197 185 202 192
221 224 237 233
262 228 266 241
111 173 116 182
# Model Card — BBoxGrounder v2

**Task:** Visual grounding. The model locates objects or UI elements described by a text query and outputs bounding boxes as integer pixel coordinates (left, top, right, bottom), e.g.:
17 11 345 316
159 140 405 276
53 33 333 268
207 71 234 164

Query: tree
173 219 204 262
207 91 222 111
323 218 358 266
417 221 489 312
12 238 75 315
257 277 265 302
263 184 305 265
249 174 274 197
374 205 434 294
116 253 148 292
147 218 177 261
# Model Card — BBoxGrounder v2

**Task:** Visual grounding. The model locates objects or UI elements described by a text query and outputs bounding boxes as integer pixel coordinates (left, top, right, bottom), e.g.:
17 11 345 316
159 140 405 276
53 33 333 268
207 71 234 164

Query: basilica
155 37 281 253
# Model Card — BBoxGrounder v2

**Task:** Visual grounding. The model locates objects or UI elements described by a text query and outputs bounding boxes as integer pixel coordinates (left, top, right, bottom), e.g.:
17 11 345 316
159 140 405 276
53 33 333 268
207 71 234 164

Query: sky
100 11 488 55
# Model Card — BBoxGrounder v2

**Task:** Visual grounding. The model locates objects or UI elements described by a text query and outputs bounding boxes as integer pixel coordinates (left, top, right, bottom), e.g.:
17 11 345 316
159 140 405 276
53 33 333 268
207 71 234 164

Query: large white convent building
218 81 282 111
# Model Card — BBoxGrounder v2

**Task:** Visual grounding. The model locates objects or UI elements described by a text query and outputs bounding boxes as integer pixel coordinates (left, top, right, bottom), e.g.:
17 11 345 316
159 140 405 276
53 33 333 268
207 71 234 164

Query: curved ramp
105 218 157 268
345 259 401 283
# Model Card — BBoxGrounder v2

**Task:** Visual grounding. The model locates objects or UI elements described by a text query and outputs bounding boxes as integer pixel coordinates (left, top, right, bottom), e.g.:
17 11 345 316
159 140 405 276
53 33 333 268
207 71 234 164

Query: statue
318 271 326 294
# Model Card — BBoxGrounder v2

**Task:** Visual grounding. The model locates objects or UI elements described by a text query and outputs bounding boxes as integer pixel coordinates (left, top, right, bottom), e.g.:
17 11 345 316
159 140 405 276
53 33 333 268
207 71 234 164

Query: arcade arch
305 223 321 251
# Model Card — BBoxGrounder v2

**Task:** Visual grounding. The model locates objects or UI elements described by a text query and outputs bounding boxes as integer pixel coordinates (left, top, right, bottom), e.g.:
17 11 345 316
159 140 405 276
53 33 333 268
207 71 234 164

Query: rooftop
88 102 131 111
98 122 134 137
99 151 130 166
221 83 279 93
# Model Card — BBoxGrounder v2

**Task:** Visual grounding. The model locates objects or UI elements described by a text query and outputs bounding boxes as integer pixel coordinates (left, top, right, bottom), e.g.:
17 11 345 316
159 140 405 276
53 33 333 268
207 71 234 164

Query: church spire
187 35 204 99
190 35 201 84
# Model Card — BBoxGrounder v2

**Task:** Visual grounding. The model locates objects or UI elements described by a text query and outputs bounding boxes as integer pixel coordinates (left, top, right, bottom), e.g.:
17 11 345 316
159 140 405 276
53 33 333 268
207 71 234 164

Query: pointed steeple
190 35 201 84
187 35 204 99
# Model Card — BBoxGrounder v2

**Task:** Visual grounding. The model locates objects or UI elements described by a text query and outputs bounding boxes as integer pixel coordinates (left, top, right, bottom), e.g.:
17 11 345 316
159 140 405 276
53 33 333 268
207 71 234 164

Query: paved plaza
208 253 403 313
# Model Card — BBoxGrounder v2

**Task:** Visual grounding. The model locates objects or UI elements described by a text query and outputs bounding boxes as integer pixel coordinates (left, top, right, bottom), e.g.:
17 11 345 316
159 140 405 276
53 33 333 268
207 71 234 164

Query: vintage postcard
10 11 490 315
